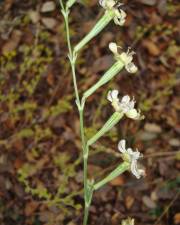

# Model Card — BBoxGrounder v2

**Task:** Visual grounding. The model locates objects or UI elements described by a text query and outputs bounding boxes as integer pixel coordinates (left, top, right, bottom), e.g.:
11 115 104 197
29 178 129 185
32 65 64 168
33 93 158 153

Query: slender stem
64 12 73 58
60 1 80 105
71 59 80 105
59 0 64 10
83 205 90 225
80 110 88 204
60 2 90 224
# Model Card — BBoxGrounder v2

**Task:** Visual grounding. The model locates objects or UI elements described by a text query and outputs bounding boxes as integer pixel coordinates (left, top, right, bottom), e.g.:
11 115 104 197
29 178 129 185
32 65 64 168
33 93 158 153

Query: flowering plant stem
60 2 131 224
59 1 91 224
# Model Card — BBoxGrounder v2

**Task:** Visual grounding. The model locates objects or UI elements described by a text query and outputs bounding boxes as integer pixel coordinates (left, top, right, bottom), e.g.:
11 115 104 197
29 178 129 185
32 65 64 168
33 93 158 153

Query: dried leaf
125 195 135 209
174 213 180 224
142 39 161 56
41 1 56 13
142 196 157 209
110 176 125 186
41 17 57 30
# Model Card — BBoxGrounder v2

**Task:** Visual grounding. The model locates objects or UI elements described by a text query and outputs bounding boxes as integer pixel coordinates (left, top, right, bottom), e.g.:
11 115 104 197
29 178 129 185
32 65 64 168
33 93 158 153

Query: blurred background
0 0 179 224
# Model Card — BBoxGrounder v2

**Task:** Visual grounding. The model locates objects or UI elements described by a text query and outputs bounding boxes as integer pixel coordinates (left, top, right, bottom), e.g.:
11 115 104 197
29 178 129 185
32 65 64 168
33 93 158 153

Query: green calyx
87 112 124 146
74 10 114 53
93 161 130 190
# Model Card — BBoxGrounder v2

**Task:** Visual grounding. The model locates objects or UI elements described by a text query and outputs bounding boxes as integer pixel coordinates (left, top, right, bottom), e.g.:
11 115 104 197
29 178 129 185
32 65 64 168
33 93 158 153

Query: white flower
118 139 145 179
109 42 138 73
99 0 126 26
119 95 143 120
107 89 120 112
107 90 144 120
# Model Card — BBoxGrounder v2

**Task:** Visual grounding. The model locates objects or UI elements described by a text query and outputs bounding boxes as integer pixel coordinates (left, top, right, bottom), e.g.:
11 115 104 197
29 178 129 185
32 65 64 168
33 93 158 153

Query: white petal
118 139 126 153
111 89 119 99
120 52 133 65
130 159 141 179
119 9 127 20
121 95 131 104
107 91 113 102
138 169 145 177
99 0 106 7
113 9 126 26
128 101 135 110
126 108 138 119
107 89 119 102
132 151 141 160
109 42 118 55
106 0 116 8
127 148 134 155
126 62 138 73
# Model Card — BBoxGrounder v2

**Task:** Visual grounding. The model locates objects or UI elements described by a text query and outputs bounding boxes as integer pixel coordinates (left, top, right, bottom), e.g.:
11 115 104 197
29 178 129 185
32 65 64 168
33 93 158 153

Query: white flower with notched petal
109 42 138 73
118 139 145 179
107 90 144 120
119 95 143 120
107 89 120 112
99 0 126 26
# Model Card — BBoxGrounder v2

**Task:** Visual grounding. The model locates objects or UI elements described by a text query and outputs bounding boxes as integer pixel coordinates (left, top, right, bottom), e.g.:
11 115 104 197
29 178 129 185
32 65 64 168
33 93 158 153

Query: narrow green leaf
66 0 76 9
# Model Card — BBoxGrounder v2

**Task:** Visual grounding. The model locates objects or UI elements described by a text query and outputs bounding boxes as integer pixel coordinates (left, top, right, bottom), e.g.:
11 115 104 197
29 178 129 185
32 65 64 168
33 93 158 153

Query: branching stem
60 1 90 224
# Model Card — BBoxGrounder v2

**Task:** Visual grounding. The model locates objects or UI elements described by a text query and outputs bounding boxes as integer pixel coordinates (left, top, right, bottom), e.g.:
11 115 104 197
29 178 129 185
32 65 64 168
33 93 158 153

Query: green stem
83 205 90 225
60 3 80 105
94 162 129 190
59 0 64 10
60 2 90 224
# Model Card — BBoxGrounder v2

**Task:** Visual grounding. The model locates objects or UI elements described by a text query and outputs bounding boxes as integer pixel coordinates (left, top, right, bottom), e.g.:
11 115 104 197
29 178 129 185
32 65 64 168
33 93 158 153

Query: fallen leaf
137 131 157 141
110 176 125 186
142 196 157 209
169 138 180 147
2 30 22 54
144 123 162 133
47 72 55 86
137 0 157 5
41 1 56 13
174 213 180 224
25 201 39 216
92 55 114 73
29 10 40 24
100 32 114 48
125 195 135 209
142 39 161 56
157 0 167 16
41 17 57 30
4 0 14 11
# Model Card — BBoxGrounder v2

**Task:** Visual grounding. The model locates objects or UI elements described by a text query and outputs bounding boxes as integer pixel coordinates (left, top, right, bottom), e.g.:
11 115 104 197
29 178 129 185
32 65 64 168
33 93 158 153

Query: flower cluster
109 42 138 73
99 0 126 26
118 139 145 179
107 90 144 120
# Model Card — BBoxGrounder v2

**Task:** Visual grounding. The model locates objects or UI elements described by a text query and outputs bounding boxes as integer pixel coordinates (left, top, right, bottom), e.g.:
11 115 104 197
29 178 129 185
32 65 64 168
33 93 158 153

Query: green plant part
83 43 138 101
43 96 73 119
74 0 127 53
18 152 81 215
59 0 145 224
